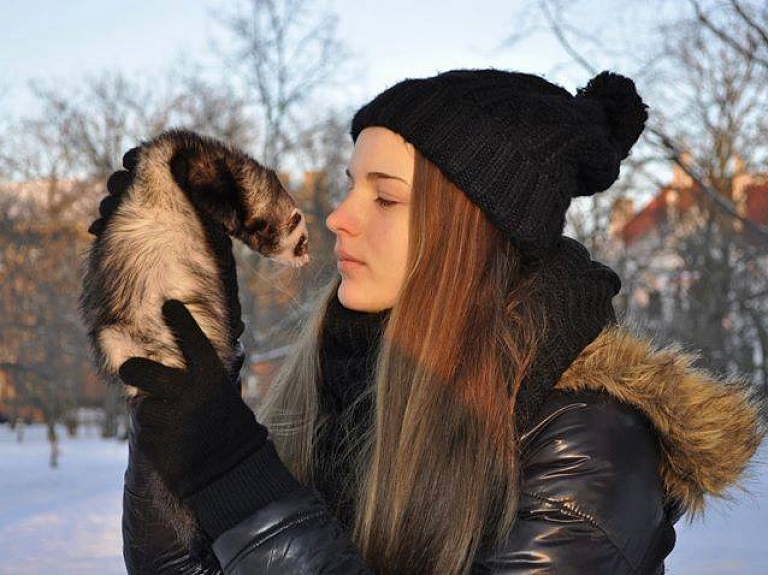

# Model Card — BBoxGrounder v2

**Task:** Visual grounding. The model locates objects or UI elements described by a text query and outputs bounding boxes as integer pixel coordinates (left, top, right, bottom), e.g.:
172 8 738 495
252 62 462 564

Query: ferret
78 128 309 551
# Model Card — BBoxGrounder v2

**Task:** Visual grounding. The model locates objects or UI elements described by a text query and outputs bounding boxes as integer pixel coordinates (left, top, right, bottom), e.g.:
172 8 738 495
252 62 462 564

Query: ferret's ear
170 150 241 234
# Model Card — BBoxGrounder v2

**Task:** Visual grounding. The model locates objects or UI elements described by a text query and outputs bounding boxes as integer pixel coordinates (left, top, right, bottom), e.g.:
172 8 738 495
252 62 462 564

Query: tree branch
539 0 597 75
646 126 768 241
689 0 768 70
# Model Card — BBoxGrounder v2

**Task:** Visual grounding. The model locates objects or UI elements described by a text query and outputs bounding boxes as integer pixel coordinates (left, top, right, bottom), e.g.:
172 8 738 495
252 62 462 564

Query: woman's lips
337 258 364 272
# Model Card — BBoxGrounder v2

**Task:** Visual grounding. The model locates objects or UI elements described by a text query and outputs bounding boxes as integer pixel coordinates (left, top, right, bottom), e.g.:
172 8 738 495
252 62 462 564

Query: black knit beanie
350 68 648 258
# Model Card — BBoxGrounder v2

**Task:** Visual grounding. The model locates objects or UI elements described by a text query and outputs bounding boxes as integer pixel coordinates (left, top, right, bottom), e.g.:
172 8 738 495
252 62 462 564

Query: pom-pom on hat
350 68 648 258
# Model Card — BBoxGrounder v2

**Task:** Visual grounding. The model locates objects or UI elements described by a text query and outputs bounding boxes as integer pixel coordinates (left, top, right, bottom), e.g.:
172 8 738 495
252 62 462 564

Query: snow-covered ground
0 423 127 575
0 424 766 574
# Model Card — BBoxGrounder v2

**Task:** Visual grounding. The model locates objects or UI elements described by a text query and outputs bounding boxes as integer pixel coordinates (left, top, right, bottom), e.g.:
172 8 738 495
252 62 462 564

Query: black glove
119 299 268 498
88 147 140 236
119 300 300 540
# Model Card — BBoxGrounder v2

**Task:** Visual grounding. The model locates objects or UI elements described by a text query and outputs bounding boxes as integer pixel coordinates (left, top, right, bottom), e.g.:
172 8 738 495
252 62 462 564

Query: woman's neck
318 291 391 414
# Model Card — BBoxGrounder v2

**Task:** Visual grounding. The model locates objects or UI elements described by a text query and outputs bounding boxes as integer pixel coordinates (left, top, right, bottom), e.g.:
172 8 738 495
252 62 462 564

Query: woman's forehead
350 127 414 177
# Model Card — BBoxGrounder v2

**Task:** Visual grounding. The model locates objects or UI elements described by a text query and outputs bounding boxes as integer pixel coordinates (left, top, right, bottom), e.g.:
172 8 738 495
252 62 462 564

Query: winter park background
1 423 767 575
2 1 768 573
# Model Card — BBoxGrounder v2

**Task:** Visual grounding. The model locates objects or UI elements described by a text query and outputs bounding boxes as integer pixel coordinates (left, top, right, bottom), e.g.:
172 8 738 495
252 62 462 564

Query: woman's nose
326 198 358 236
325 208 340 234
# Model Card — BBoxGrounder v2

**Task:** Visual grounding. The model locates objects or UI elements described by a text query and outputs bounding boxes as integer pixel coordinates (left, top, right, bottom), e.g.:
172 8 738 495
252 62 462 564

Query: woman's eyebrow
345 168 410 186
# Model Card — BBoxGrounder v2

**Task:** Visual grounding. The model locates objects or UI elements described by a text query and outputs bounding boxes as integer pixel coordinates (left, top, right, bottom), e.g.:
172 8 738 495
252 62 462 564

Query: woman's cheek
380 227 408 297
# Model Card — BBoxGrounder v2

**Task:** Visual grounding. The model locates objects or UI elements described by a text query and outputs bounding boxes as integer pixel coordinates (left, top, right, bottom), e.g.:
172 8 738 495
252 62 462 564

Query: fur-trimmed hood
555 323 767 518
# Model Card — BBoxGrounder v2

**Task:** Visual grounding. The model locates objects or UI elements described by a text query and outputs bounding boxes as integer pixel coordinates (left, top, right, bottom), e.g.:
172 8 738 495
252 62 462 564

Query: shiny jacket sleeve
122 351 249 574
208 390 676 574
473 390 676 574
123 411 224 575
211 485 374 574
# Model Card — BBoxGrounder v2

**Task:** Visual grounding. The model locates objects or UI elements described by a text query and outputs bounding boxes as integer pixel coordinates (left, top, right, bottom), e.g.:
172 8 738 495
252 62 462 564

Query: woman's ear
170 149 242 234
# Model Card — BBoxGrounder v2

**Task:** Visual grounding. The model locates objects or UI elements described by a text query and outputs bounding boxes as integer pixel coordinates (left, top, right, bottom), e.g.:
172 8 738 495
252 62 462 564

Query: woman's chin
337 281 390 313
337 281 365 310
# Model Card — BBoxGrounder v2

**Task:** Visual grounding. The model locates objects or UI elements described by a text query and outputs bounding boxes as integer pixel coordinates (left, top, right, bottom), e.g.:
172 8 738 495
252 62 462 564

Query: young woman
92 69 765 574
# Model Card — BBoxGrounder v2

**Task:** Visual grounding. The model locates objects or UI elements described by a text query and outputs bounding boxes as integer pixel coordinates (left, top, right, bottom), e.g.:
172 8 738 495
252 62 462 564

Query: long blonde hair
257 149 549 574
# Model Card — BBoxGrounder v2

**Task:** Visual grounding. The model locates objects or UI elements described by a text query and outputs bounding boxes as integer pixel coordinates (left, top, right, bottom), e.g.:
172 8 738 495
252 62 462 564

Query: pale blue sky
0 0 673 207
0 0 651 119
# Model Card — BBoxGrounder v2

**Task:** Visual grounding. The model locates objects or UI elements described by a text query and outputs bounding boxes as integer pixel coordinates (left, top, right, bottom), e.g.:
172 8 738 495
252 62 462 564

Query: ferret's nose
294 234 308 257
267 208 310 267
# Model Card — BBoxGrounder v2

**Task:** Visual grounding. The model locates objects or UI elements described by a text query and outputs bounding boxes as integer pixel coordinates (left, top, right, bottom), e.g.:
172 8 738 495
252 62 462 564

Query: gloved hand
118 300 300 542
119 299 269 499
87 147 140 237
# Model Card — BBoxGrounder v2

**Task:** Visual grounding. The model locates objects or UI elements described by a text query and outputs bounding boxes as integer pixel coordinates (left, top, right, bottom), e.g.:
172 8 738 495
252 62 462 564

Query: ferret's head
166 131 309 267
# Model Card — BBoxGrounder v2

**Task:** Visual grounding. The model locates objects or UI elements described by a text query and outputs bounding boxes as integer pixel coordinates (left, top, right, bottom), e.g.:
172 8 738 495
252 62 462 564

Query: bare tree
213 0 352 167
0 66 261 437
0 218 92 464
16 68 258 183
0 92 9 183
168 65 259 151
508 0 768 386
655 22 768 381
292 107 354 281
689 0 768 73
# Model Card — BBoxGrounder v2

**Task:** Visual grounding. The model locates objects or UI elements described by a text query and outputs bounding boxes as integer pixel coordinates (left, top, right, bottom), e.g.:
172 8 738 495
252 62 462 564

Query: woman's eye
375 197 397 208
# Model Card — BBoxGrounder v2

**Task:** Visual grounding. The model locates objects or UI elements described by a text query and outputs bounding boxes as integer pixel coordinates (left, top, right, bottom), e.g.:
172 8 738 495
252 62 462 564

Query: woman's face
325 126 414 312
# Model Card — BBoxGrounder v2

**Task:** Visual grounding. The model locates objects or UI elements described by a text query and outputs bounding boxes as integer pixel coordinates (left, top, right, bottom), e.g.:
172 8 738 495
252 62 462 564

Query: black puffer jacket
122 324 764 574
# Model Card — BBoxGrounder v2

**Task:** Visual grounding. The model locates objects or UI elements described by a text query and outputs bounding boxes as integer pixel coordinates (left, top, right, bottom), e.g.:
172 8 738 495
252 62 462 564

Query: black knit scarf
313 293 391 529
312 236 621 528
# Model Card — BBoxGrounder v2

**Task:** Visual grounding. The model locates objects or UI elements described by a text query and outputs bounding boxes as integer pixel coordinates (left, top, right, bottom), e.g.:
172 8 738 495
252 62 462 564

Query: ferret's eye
247 218 268 233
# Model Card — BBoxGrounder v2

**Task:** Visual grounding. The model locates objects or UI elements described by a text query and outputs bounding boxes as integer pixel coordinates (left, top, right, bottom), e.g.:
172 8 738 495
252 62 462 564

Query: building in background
609 157 768 324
